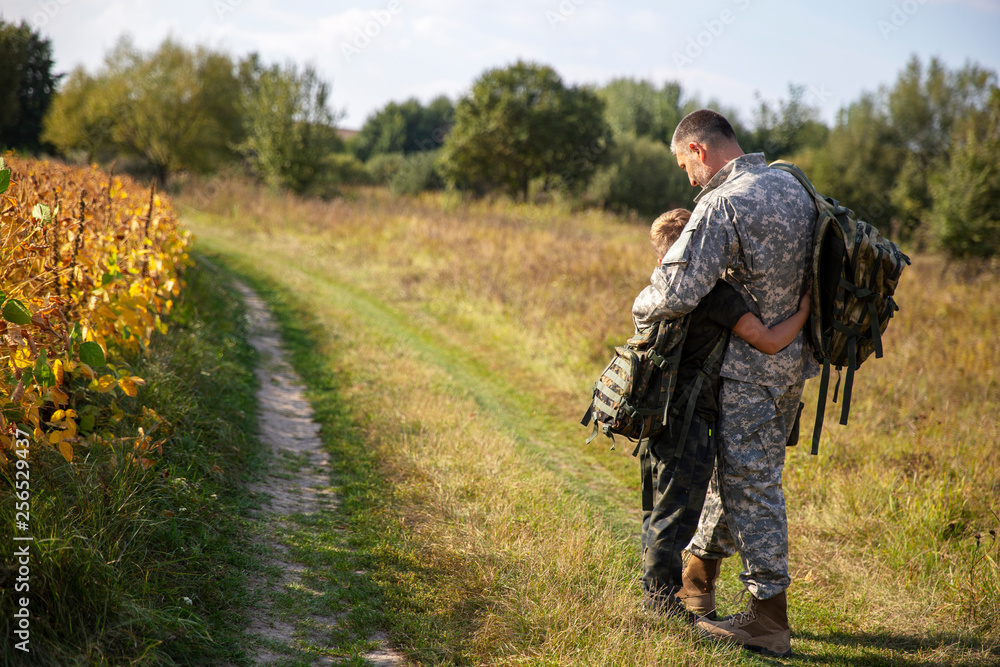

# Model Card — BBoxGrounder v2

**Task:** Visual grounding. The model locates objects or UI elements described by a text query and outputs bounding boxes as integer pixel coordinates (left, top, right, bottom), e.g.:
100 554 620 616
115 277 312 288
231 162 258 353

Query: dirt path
236 279 406 666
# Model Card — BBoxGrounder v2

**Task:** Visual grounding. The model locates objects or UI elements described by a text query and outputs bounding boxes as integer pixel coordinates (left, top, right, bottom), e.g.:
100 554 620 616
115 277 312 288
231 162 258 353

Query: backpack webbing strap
639 439 654 512
659 353 683 426
595 379 623 407
830 315 866 427
607 355 634 387
672 372 706 459
670 332 728 459
582 353 618 428
867 299 883 359
832 259 880 428
587 421 616 448
865 252 886 358
787 401 804 447
840 337 857 426
811 358 831 455
632 411 648 457
653 316 688 425
836 275 885 361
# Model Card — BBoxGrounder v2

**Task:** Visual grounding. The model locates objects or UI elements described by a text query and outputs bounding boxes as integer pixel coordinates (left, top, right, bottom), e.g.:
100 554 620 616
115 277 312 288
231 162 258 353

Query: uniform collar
694 153 767 203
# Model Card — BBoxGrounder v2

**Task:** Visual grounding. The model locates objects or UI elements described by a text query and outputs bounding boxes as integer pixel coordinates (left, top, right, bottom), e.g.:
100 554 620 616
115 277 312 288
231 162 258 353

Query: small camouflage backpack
771 161 911 454
582 315 727 457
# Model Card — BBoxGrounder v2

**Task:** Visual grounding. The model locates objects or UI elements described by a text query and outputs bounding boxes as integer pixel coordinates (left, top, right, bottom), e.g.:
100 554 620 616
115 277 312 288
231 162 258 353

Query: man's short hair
650 209 692 258
670 109 738 155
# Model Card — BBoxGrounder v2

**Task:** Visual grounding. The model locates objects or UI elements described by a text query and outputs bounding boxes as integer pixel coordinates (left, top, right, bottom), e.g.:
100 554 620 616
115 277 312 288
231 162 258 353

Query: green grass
178 179 1000 666
0 256 267 665
188 235 703 665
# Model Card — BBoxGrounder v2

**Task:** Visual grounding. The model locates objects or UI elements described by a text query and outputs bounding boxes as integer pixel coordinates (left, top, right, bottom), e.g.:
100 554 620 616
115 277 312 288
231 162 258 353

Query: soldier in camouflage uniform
632 109 817 657
640 210 810 619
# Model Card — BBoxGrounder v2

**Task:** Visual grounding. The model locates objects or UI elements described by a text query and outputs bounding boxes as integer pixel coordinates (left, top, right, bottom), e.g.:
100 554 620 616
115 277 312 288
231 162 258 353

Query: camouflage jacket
632 153 818 386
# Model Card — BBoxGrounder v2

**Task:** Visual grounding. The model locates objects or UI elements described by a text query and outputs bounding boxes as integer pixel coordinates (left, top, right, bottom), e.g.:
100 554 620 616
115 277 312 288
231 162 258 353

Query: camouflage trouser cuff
686 544 733 561
745 581 789 601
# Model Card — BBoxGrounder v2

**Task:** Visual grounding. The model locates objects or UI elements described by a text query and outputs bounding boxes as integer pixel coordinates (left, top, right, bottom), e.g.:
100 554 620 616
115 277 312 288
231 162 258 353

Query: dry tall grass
179 179 999 664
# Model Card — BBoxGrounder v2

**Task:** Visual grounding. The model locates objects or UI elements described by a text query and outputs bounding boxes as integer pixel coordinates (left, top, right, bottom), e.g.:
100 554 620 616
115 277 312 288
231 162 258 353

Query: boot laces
726 590 758 627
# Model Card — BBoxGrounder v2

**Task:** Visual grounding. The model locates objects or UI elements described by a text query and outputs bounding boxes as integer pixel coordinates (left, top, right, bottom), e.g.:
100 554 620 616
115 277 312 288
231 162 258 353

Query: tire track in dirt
236 279 405 666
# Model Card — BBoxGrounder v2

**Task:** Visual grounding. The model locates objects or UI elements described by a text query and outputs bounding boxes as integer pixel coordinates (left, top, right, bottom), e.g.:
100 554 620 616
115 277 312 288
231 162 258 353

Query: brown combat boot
676 555 721 619
695 591 791 657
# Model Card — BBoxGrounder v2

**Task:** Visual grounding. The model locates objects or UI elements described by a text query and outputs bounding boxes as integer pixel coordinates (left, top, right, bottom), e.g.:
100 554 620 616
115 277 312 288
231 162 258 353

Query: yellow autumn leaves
0 156 190 464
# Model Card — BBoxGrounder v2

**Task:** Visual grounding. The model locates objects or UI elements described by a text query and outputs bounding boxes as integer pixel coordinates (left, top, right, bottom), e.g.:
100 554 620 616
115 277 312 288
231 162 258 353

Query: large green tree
591 78 755 216
43 37 243 183
795 56 997 243
236 54 343 194
350 95 453 161
930 88 1000 259
586 134 691 216
0 20 59 151
114 39 243 183
749 84 828 160
41 66 116 163
886 56 997 239
439 61 611 199
794 93 902 233
597 78 683 144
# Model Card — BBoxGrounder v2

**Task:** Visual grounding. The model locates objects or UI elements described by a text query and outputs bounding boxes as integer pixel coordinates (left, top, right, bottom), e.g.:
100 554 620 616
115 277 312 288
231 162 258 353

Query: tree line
1 18 997 258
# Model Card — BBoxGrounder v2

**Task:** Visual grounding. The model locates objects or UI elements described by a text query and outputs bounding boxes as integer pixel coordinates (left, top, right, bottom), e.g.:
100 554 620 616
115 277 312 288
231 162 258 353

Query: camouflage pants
688 378 805 600
640 412 717 598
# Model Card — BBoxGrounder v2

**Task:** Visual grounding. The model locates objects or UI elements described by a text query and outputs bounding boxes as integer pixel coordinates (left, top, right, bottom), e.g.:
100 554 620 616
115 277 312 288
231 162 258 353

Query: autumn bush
0 158 264 664
0 156 189 464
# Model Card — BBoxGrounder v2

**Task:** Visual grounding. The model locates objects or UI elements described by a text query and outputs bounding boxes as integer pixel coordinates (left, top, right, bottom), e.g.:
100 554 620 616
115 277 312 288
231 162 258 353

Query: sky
2 0 999 130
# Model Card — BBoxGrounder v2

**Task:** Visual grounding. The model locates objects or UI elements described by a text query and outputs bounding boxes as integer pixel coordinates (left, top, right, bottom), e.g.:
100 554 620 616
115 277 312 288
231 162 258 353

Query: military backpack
581 315 727 458
771 161 911 453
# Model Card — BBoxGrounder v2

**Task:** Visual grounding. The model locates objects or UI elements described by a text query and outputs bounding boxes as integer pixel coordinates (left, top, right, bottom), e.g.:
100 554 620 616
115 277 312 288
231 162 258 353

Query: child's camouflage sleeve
632 199 737 329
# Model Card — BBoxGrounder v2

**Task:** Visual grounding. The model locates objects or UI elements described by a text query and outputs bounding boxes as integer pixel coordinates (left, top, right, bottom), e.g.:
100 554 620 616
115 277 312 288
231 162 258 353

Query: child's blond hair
650 209 692 259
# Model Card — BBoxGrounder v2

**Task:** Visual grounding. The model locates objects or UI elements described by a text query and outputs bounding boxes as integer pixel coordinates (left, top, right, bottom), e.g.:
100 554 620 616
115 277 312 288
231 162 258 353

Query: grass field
0 253 270 665
178 179 1000 666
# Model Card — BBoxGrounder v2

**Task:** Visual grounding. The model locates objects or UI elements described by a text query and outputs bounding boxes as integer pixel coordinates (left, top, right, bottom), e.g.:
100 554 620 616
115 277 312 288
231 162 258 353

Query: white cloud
623 9 666 34
496 10 541 29
468 36 545 66
412 14 465 47
409 0 468 13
